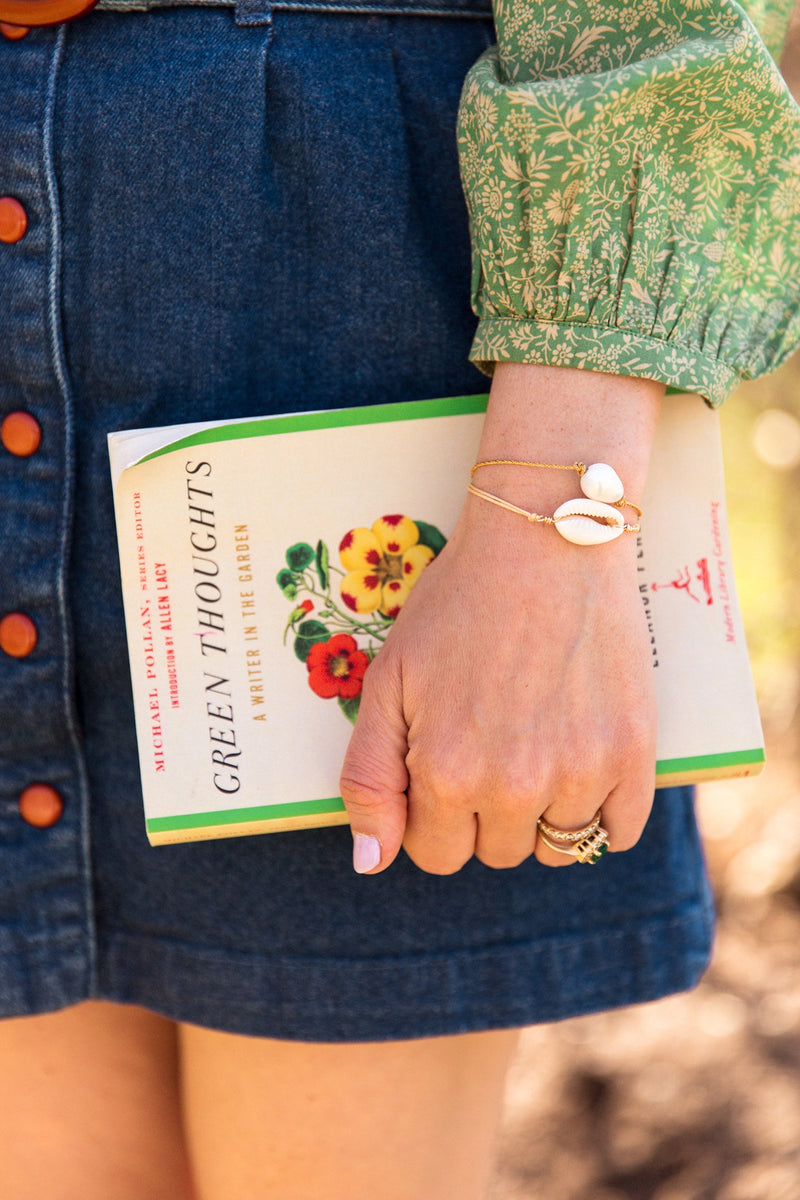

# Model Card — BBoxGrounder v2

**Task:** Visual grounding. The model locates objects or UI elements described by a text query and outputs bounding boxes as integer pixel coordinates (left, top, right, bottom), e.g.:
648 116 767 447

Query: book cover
108 393 764 845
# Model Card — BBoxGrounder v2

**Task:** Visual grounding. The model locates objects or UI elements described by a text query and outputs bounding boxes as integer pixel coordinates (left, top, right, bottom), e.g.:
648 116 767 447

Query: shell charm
580 462 624 505
553 498 625 545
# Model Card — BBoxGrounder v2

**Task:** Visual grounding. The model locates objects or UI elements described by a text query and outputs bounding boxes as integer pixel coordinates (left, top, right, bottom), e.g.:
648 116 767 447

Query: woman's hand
340 363 663 874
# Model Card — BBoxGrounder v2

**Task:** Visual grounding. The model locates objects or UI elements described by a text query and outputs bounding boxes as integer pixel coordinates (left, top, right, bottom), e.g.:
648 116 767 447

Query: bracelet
468 459 642 546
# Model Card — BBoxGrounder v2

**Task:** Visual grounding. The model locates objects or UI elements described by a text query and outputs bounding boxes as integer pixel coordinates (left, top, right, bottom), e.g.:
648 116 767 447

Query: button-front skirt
0 4 714 1040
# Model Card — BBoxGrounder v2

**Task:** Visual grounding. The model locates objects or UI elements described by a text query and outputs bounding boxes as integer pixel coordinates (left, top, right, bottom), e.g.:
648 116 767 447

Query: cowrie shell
580 462 624 505
553 499 625 545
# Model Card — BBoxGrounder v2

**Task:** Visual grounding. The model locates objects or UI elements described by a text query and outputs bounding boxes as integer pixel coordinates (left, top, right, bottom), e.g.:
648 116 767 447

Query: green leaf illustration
293 619 330 663
413 520 447 556
286 542 315 572
276 568 298 600
315 539 330 590
338 694 361 725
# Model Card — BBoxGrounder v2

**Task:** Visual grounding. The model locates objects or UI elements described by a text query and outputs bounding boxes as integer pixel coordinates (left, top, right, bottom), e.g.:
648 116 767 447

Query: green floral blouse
457 0 800 405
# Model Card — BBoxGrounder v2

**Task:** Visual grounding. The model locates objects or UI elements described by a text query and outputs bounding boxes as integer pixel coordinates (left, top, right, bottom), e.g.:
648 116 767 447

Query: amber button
1 411 41 457
0 21 29 37
0 612 37 658
19 784 64 829
0 196 28 244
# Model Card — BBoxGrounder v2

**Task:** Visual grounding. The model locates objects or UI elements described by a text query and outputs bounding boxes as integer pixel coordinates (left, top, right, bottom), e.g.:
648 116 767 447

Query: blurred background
486 20 800 1197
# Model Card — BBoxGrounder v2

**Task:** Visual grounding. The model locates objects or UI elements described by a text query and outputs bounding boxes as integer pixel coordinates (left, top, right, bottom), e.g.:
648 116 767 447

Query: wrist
477 363 663 507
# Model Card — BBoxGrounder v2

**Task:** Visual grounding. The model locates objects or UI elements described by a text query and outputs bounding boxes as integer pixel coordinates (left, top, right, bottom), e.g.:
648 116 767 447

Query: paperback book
108 393 764 845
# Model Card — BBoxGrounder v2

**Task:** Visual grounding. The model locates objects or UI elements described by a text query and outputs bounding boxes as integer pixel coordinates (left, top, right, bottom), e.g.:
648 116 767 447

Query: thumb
339 656 409 874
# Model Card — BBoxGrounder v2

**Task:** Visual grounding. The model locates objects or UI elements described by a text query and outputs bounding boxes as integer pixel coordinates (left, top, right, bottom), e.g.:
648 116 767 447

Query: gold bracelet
471 458 642 520
471 458 584 478
467 483 640 545
468 458 642 545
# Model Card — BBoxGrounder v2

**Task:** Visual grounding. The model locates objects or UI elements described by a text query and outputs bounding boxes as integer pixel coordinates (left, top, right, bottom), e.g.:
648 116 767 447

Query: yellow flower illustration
339 515 434 619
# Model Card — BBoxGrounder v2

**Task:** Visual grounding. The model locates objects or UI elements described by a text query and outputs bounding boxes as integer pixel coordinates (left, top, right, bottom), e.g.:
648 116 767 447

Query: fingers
339 656 410 875
339 654 488 877
402 740 481 874
341 618 656 877
534 757 656 869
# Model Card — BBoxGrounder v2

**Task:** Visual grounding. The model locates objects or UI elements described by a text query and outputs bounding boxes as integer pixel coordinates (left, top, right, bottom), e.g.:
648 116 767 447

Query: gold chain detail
470 459 642 520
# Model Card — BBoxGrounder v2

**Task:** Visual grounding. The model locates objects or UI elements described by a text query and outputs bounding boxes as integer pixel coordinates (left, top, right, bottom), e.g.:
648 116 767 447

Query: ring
536 816 610 865
537 807 603 844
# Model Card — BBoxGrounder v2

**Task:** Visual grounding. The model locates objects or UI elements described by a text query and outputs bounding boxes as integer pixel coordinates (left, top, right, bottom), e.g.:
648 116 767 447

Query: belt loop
234 0 272 28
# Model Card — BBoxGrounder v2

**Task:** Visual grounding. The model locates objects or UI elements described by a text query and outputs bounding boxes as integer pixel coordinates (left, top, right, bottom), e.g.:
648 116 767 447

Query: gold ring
537 826 610 865
536 807 603 844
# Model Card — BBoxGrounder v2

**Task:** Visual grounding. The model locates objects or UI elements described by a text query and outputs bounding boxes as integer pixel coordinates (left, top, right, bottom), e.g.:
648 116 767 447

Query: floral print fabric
458 0 800 405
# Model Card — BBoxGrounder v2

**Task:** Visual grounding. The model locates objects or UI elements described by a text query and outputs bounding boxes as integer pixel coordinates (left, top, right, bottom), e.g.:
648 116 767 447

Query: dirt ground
488 727 800 1200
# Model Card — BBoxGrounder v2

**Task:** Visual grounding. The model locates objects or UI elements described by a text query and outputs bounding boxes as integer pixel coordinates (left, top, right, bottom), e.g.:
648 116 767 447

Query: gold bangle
471 458 585 478
471 458 642 521
467 483 640 544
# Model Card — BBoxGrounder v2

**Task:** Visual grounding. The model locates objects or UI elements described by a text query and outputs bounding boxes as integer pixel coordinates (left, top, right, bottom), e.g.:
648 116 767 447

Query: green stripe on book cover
656 747 765 777
146 796 347 834
138 394 490 465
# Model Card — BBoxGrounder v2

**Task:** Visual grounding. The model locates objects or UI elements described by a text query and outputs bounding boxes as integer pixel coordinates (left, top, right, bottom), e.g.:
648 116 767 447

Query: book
108 393 764 846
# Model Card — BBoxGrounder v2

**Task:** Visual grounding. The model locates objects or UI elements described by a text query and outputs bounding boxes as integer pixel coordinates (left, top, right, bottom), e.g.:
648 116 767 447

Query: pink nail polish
353 833 381 874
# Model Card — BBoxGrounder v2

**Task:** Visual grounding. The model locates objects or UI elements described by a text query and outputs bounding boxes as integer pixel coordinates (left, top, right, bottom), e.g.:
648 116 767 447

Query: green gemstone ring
537 824 610 865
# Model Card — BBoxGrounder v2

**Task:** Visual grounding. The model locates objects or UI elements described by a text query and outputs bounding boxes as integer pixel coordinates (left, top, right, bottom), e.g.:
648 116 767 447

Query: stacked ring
536 809 610 865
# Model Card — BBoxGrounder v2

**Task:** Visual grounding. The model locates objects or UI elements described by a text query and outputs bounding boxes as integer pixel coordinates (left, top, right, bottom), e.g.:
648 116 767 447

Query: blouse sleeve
457 0 800 406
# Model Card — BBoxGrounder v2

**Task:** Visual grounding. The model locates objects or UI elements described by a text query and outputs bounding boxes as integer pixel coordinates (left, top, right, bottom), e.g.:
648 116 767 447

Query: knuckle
494 761 541 809
615 713 657 764
339 773 382 807
555 767 604 805
406 747 479 809
339 777 399 827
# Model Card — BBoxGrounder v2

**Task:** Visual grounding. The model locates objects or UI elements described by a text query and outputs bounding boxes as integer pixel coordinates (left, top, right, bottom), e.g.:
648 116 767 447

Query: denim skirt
0 0 714 1041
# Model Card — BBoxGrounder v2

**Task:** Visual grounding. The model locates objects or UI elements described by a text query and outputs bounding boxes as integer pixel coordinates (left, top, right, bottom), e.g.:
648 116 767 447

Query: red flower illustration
306 634 369 700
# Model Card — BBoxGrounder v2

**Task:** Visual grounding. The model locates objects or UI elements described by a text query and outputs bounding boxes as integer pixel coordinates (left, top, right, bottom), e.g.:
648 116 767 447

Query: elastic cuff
470 317 742 408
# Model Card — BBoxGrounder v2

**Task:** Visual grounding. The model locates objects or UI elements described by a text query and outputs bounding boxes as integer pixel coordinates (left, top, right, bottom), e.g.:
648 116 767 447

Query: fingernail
353 833 381 874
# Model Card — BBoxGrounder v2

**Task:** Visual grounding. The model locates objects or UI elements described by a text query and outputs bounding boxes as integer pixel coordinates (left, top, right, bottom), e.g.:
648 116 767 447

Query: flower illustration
278 515 445 725
339 515 434 619
306 634 369 700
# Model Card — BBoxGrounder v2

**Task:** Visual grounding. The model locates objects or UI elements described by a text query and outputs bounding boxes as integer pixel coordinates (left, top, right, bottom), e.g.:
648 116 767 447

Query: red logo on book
652 558 713 605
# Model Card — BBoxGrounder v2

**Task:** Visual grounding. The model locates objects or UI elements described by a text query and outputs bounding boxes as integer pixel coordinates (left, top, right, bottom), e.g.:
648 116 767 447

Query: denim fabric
0 4 714 1040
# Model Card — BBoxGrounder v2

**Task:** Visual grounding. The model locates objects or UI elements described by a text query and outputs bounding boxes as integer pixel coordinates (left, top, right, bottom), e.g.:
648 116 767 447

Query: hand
340 363 663 874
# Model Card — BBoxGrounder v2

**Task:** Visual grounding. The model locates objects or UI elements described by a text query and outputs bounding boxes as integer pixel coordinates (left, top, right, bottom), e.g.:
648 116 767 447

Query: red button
0 21 29 36
19 784 64 829
0 196 27 244
1 411 41 457
0 0 99 26
0 612 37 658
